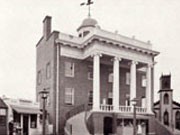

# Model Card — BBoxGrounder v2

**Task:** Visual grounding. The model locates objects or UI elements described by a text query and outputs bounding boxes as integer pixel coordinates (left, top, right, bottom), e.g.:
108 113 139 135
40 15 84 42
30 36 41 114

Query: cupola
77 17 99 38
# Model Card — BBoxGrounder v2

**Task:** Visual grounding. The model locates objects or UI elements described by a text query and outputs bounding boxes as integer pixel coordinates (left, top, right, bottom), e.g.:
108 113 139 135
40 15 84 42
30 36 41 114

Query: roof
173 101 180 107
154 100 160 106
57 28 159 57
154 100 180 108
77 18 98 31
11 105 41 114
0 98 8 108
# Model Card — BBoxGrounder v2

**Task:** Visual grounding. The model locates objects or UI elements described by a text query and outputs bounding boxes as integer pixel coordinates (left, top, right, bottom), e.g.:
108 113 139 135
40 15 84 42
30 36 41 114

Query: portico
91 52 153 114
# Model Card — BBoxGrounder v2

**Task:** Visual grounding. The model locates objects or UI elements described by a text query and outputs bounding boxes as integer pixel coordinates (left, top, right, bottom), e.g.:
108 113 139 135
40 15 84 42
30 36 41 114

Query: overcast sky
0 0 180 102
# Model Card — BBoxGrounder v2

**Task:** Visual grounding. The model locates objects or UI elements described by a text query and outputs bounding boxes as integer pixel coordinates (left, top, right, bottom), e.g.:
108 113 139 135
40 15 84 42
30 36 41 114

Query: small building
2 97 42 135
0 97 8 135
154 75 180 135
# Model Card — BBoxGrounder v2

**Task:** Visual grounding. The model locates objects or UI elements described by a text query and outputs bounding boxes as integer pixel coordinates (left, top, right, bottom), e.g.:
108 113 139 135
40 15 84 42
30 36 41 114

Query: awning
11 105 41 114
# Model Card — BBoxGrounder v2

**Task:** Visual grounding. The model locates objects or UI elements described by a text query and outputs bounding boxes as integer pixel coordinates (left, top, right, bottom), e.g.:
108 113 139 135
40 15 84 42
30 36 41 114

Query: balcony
98 104 147 114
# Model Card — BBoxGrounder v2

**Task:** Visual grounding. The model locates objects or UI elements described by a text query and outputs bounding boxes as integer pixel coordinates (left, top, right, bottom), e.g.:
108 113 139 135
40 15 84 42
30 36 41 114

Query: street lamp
131 98 139 135
39 88 49 135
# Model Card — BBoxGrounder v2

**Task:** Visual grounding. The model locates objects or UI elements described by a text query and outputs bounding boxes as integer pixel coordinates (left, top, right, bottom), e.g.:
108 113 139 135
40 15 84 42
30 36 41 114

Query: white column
130 61 138 106
146 64 153 113
28 115 31 135
92 53 102 111
21 115 23 134
113 57 121 111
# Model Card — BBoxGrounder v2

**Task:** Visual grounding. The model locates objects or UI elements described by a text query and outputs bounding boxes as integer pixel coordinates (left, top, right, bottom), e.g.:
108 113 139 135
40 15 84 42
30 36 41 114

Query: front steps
65 112 90 135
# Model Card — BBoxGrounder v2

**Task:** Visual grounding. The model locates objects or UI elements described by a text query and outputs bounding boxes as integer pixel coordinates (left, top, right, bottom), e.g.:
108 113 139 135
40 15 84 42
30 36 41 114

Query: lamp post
39 88 49 135
131 98 139 135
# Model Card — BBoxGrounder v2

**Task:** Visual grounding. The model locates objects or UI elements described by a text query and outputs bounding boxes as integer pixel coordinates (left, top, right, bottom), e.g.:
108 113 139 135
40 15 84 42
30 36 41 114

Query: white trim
65 62 75 78
65 88 74 105
56 45 60 134
60 43 154 65
88 72 93 80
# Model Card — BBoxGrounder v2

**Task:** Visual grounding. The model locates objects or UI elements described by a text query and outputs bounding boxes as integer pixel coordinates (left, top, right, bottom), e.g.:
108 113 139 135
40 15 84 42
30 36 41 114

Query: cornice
57 36 159 57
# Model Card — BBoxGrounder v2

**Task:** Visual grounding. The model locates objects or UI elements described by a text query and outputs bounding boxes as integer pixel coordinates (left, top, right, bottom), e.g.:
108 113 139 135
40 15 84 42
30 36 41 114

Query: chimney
43 16 52 40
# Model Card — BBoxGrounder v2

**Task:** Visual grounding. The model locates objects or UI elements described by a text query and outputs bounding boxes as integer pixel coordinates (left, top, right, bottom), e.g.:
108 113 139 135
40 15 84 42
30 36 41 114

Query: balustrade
100 104 113 112
99 104 147 114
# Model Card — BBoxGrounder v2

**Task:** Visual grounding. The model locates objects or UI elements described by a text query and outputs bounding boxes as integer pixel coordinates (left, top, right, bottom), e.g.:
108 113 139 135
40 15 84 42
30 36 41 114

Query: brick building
0 97 8 135
36 16 159 135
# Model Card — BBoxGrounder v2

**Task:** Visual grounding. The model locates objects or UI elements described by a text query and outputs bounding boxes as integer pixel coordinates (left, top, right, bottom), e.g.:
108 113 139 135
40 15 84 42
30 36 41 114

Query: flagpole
88 5 91 17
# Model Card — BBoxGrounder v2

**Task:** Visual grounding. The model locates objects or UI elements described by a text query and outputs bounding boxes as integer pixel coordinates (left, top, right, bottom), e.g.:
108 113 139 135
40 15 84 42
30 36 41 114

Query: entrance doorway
23 115 29 135
104 117 113 135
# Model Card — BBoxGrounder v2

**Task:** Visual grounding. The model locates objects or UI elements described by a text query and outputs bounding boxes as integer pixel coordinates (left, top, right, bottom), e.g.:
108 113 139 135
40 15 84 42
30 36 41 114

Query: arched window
164 111 169 126
164 93 169 104
176 111 180 130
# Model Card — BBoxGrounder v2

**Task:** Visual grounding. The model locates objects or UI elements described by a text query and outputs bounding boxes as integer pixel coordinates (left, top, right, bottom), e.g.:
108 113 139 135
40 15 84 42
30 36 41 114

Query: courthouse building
36 16 159 135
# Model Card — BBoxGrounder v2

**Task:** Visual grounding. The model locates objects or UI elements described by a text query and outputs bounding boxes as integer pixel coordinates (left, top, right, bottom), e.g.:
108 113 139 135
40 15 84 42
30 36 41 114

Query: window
108 73 113 83
46 62 51 79
37 71 42 85
65 88 74 105
176 111 180 130
141 97 146 108
108 92 113 105
141 75 146 87
83 31 90 37
88 91 93 105
88 72 93 80
88 65 93 80
0 109 6 116
0 109 6 126
126 72 130 85
65 62 74 77
164 93 169 104
164 111 169 126
0 116 6 126
125 99 130 106
30 114 37 128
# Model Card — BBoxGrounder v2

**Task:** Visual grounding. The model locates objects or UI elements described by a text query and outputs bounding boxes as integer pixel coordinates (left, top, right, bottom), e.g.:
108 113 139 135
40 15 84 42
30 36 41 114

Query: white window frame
0 109 6 116
65 88 74 105
126 72 130 85
141 75 147 87
88 72 93 80
65 62 75 77
37 71 42 85
141 97 146 108
88 90 93 105
108 73 113 83
46 62 51 79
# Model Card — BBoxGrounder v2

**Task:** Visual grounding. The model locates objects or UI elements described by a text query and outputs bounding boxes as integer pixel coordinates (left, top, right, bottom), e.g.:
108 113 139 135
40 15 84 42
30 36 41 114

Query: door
104 117 113 135
23 115 29 135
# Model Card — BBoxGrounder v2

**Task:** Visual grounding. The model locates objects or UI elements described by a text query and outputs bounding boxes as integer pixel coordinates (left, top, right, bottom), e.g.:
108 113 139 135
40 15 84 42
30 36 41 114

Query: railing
136 106 147 113
99 104 147 114
119 106 132 113
100 104 113 112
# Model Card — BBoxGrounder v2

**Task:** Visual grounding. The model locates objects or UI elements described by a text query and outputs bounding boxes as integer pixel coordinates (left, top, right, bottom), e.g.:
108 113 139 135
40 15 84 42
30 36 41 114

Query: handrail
65 104 86 120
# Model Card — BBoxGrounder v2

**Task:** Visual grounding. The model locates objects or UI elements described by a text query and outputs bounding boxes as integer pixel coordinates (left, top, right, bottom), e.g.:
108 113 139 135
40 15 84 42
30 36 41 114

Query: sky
0 0 180 102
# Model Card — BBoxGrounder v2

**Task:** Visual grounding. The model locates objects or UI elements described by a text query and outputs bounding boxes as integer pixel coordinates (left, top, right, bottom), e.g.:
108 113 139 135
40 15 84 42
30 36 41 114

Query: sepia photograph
0 0 180 135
